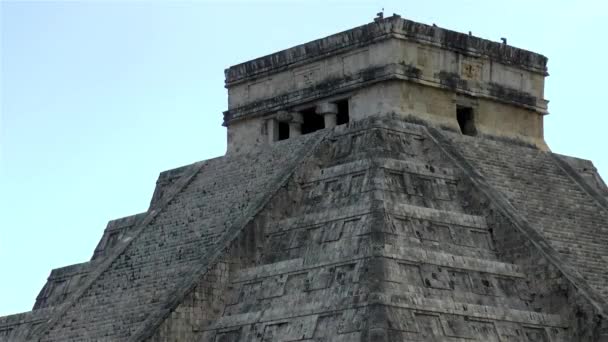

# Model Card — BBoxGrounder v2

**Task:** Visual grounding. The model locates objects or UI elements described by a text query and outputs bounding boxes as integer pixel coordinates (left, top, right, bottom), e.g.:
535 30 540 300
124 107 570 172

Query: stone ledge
552 153 608 210
381 246 524 278
0 308 53 328
206 290 565 331
46 261 90 279
224 63 545 126
376 293 568 327
225 15 547 85
386 203 487 229
275 203 373 231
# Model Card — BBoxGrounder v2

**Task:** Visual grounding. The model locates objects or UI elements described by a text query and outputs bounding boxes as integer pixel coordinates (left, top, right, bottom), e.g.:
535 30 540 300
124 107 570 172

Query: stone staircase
442 131 608 304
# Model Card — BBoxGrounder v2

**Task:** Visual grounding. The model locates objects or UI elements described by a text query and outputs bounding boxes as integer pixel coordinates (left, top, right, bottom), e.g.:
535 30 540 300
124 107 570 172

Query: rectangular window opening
336 99 350 125
301 107 325 134
456 106 477 136
278 122 290 140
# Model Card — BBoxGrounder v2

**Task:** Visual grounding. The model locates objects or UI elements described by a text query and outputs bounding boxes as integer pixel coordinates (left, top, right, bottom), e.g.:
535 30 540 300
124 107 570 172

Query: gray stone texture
3 116 606 341
190 116 602 341
2 131 324 341
2 14 607 342
444 131 608 302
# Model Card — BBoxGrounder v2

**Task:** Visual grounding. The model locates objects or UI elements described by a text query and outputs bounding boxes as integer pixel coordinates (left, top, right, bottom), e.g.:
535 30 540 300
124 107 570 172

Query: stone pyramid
2 14 608 342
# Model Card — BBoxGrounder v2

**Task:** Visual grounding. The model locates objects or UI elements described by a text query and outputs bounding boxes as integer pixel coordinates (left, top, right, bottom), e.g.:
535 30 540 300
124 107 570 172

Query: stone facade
223 14 548 154
1 14 607 342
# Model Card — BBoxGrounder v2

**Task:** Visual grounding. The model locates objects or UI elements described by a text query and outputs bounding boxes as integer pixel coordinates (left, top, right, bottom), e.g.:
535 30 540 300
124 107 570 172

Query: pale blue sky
0 0 606 316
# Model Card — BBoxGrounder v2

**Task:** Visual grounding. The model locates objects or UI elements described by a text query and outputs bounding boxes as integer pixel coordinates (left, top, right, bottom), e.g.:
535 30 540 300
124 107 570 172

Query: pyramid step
384 308 568 342
272 200 486 234
232 250 528 314
271 203 372 235
240 234 519 283
382 281 532 311
385 203 487 229
208 287 567 331
302 159 371 183
208 289 362 330
232 255 365 285
300 157 463 211
376 291 569 328
303 158 458 184
381 244 523 278
270 201 494 259
381 256 533 309
229 267 533 316
386 235 498 260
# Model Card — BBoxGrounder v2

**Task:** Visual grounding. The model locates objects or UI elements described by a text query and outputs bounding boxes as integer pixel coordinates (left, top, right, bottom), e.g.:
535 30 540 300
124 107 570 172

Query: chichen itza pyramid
2 14 608 341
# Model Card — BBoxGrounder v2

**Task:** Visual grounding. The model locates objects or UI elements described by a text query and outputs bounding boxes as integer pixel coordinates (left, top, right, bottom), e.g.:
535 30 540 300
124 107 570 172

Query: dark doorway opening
336 99 350 125
301 107 325 134
278 122 289 140
456 106 477 136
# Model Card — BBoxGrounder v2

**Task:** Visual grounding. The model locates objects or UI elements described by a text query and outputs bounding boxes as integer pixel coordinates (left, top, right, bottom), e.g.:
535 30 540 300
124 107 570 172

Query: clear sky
0 0 606 316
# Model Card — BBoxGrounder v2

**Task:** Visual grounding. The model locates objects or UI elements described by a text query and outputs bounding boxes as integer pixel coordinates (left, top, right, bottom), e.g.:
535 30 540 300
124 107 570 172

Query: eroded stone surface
223 15 549 154
2 14 607 342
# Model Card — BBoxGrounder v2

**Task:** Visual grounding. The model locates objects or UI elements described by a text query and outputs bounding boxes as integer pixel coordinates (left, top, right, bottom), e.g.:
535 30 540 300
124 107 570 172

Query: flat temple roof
224 14 548 86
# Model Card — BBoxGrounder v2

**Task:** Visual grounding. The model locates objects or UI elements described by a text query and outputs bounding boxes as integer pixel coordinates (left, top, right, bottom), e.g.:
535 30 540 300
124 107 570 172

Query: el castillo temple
2 14 608 342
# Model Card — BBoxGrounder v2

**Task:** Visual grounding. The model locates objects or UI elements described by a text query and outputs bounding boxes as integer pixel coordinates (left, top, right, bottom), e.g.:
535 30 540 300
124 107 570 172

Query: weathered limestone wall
427 126 608 340
227 77 546 155
226 39 399 109
197 117 602 341
146 142 316 341
350 82 545 148
6 116 605 341
443 130 608 302
26 132 325 341
226 118 267 155
0 308 54 342
475 98 544 145
487 203 608 341
223 15 548 154
557 154 608 203
90 213 146 261
147 261 231 342
7 12 608 341
33 262 91 310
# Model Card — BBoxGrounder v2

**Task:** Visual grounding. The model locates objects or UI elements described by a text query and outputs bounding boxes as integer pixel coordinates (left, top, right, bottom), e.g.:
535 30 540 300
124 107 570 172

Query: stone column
316 102 338 128
289 112 303 137
267 118 279 143
277 110 303 138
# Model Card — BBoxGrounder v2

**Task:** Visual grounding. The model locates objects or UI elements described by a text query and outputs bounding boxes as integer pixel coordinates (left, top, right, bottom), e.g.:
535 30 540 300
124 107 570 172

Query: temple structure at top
223 14 548 154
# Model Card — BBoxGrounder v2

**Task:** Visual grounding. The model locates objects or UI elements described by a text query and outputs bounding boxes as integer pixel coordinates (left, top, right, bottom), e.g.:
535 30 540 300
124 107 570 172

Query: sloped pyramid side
442 129 608 301
5 116 608 341
181 116 607 341
25 130 327 341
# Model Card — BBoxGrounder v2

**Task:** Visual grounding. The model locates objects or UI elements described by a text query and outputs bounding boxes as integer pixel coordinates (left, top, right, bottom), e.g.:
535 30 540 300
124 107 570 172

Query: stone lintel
276 110 303 124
